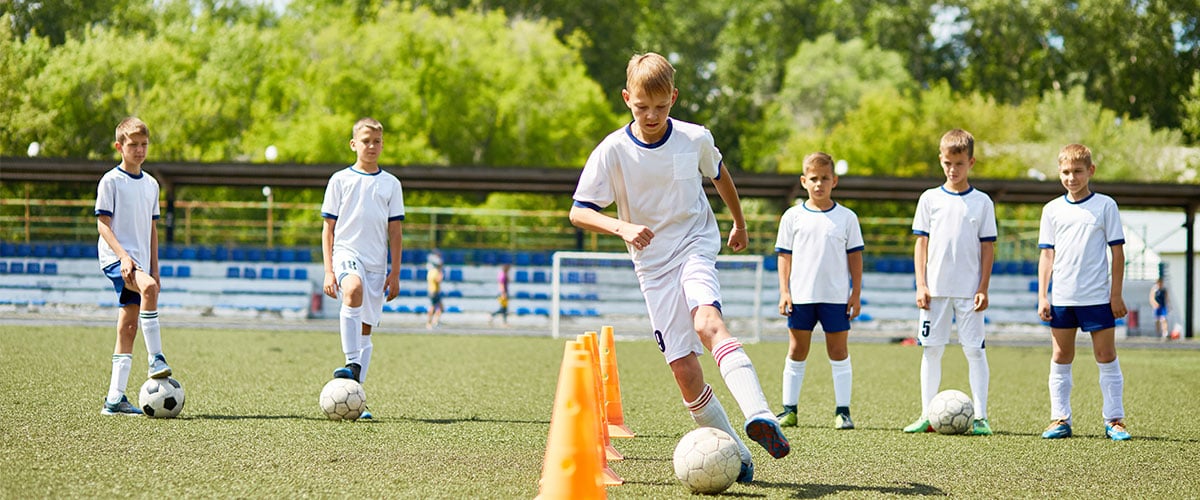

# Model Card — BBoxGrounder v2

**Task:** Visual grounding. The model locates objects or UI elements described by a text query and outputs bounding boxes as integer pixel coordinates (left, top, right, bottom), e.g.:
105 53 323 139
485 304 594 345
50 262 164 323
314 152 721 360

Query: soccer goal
550 251 766 342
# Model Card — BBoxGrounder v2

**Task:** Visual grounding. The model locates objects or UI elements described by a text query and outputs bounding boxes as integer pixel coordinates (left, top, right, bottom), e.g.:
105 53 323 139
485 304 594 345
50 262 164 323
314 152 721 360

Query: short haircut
1058 143 1093 166
939 129 974 158
803 152 834 174
115 117 149 144
626 52 675 97
352 117 383 137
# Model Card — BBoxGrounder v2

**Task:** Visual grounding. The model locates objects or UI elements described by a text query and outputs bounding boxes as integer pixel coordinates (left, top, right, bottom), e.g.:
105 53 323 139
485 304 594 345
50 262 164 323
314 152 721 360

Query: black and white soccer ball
928 389 974 434
319 378 366 421
673 427 742 494
139 377 185 418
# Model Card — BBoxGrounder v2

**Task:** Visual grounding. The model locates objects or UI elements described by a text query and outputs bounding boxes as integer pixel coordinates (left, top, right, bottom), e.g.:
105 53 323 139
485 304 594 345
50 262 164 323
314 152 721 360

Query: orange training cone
599 326 634 438
536 342 606 500
576 335 623 486
582 332 624 462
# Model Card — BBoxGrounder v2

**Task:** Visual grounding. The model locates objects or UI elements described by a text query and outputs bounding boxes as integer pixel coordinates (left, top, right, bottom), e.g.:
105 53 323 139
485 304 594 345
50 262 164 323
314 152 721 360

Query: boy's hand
973 292 989 312
727 226 748 252
322 271 339 299
620 222 654 251
385 272 400 301
1038 298 1052 322
915 285 931 309
778 294 793 316
846 298 861 320
1111 296 1127 319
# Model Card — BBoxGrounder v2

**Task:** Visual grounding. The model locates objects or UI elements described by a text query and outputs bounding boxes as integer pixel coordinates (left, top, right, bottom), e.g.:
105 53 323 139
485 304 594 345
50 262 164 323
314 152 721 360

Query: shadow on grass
188 414 327 421
758 480 946 497
394 415 550 425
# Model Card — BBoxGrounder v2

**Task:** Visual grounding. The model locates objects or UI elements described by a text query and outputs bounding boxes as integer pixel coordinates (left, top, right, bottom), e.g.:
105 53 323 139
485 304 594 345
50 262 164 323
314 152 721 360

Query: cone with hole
599 326 634 438
536 342 606 499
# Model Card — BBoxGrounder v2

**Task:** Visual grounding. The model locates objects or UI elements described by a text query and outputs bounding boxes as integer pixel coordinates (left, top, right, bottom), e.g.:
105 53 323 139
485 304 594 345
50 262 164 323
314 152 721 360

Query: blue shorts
787 303 850 333
1050 304 1115 332
102 262 140 306
1154 306 1168 319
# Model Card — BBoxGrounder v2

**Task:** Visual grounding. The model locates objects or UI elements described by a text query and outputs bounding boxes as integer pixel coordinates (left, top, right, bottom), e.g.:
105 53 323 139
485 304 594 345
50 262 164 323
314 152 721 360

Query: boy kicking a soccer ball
322 118 405 420
96 117 172 415
904 129 996 436
1037 143 1130 441
570 52 789 484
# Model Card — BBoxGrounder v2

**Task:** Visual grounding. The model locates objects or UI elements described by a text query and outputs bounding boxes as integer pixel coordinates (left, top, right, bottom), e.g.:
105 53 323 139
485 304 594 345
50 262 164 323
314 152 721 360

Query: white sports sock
107 354 133 404
712 337 772 421
339 305 363 364
781 358 807 407
139 310 163 361
685 384 751 464
963 345 990 419
1049 361 1073 423
830 357 852 408
920 345 945 417
1098 358 1125 421
358 335 374 384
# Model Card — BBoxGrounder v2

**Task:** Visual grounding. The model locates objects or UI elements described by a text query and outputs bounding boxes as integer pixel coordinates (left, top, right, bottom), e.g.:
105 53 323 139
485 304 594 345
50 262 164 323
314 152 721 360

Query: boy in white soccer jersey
322 117 405 419
1037 143 1130 441
904 129 996 436
95 117 172 416
570 52 789 482
774 152 864 431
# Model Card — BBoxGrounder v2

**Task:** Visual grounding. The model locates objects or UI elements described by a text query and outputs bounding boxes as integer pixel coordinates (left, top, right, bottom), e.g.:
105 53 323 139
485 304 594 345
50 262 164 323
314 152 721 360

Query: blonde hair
1058 143 1093 167
115 117 149 144
626 53 675 96
939 129 974 158
352 117 383 137
803 152 834 174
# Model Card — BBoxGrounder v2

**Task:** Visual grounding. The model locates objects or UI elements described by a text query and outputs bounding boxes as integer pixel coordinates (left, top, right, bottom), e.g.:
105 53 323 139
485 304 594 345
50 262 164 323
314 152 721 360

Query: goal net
550 251 766 342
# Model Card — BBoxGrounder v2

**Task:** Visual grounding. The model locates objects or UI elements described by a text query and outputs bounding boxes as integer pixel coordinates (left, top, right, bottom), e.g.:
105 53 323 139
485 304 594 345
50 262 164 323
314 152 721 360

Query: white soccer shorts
639 254 723 363
917 297 985 348
332 251 386 327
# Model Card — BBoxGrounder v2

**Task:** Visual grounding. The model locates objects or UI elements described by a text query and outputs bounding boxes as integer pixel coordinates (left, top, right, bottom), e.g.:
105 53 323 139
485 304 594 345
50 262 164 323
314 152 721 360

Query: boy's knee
141 280 159 299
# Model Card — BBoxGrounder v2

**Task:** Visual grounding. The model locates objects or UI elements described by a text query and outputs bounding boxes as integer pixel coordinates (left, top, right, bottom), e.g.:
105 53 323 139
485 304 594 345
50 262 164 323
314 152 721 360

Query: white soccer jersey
573 119 722 278
1038 192 1124 306
321 167 406 273
774 201 865 304
912 186 998 298
95 165 160 269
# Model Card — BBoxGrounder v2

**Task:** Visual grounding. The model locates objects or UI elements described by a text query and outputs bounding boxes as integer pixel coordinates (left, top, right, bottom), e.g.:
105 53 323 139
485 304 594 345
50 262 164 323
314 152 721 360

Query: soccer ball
928 389 974 434
139 377 185 418
672 427 742 494
319 378 366 421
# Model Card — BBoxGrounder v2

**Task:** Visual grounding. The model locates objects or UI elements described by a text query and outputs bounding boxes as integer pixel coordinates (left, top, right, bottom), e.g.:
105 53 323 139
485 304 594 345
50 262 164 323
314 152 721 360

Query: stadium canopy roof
3 157 1199 210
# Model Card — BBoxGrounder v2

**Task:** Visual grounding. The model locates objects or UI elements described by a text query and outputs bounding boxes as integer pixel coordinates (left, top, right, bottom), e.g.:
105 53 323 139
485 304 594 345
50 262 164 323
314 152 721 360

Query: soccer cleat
148 353 171 379
1105 420 1131 441
776 407 798 428
903 417 933 433
736 460 754 483
745 416 790 459
835 413 854 430
970 418 993 436
1041 419 1072 439
332 362 362 382
100 395 143 416
360 406 373 420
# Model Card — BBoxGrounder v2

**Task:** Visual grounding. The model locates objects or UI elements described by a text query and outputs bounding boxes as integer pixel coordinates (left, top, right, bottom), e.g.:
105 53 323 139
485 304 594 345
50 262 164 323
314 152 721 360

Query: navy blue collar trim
349 165 382 176
1065 192 1095 204
940 186 973 196
116 165 144 179
802 201 838 213
625 119 673 149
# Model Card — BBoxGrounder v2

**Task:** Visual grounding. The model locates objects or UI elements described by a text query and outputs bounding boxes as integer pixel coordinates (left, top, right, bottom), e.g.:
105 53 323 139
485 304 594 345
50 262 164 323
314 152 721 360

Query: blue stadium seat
49 245 66 258
448 268 463 282
226 267 240 278
445 250 467 265
246 249 264 262
293 268 308 280
26 262 40 274
0 243 14 257
854 313 874 322
414 289 428 297
533 292 550 301
532 253 551 266
0 262 8 273
583 272 597 284
583 293 599 301
295 249 313 262
1005 261 1021 275
65 244 83 258
32 244 49 257
446 290 463 298
265 249 281 262
180 247 198 260
160 265 175 277
214 246 230 261
242 267 256 279
515 291 531 299
515 252 533 266
399 289 413 297
416 269 428 280
400 268 414 280
585 308 599 317
532 271 548 283
1028 281 1038 293
517 307 532 316
231 248 247 261
197 247 215 261
278 249 296 263
16 244 31 257
515 270 530 283
176 265 191 278
43 262 57 275
260 267 275 279
1022 261 1038 276
163 246 182 260
414 305 428 314
565 272 581 284
277 268 291 280
447 306 462 313
396 305 412 313
763 256 778 271
534 307 550 316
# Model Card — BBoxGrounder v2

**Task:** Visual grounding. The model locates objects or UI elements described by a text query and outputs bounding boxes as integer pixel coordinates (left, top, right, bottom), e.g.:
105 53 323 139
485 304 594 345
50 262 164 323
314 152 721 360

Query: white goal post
551 251 766 342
